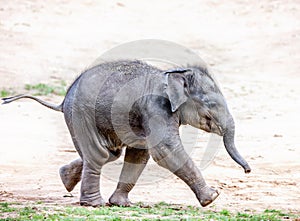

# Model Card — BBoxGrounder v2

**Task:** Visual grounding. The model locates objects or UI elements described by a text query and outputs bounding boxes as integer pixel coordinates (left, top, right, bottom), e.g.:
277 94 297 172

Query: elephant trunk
223 117 251 173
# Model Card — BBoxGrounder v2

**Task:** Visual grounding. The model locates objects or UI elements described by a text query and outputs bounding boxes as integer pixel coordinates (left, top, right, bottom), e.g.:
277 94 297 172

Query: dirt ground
0 0 299 214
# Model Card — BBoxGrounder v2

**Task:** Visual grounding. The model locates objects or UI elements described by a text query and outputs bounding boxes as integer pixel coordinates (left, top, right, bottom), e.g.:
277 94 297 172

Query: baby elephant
3 60 251 207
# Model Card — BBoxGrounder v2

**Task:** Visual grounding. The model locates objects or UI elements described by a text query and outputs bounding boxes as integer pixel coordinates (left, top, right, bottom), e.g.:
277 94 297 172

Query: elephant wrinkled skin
2 60 251 207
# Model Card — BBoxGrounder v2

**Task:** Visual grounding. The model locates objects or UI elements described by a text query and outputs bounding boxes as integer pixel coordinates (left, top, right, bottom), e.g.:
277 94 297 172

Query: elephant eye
208 101 217 108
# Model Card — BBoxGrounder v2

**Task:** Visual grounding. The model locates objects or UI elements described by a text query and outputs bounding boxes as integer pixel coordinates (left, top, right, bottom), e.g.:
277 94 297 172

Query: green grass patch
0 88 15 97
0 202 298 221
0 202 16 213
25 80 67 96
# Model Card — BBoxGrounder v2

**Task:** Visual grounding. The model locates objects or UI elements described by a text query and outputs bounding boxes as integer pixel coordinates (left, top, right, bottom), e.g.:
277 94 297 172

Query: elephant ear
164 69 190 112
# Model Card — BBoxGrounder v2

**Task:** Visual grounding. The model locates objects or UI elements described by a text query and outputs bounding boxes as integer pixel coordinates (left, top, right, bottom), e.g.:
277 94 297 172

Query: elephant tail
2 94 63 112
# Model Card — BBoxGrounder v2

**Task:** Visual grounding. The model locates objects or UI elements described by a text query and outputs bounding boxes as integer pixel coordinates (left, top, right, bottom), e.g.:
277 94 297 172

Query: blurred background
1 0 298 87
0 0 299 212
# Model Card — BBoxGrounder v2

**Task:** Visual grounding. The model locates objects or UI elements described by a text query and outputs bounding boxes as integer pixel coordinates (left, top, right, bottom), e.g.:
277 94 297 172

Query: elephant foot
59 159 83 192
199 186 219 207
109 191 132 207
80 195 106 207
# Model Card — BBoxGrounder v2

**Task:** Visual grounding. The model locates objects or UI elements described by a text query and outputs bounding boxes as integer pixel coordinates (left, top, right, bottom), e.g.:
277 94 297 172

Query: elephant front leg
173 157 219 207
80 161 105 207
109 147 149 206
150 137 219 207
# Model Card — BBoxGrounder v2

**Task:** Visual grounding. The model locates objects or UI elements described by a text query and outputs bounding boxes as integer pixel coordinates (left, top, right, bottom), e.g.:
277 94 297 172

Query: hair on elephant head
164 67 251 173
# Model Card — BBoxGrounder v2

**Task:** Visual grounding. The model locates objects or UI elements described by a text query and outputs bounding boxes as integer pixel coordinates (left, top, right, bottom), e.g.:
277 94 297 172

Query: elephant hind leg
59 150 122 200
59 158 83 192
80 160 106 207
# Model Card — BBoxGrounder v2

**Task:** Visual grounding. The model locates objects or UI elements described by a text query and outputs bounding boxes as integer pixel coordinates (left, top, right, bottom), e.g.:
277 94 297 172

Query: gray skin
2 60 251 207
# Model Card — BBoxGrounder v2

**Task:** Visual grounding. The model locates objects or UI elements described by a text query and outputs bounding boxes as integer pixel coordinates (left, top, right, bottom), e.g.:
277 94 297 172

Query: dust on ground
0 0 299 214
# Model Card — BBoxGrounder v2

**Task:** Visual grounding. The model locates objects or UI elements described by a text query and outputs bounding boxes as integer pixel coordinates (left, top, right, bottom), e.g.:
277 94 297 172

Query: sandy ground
0 0 300 214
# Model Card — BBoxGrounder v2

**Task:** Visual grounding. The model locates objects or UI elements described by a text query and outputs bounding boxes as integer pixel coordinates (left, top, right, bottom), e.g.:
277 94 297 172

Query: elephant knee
149 150 168 168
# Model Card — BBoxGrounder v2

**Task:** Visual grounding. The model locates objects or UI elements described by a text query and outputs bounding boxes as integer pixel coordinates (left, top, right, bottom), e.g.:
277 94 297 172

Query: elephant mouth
199 112 223 136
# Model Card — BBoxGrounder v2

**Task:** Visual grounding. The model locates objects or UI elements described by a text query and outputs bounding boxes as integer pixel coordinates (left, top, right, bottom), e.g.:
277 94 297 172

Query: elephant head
164 67 251 173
